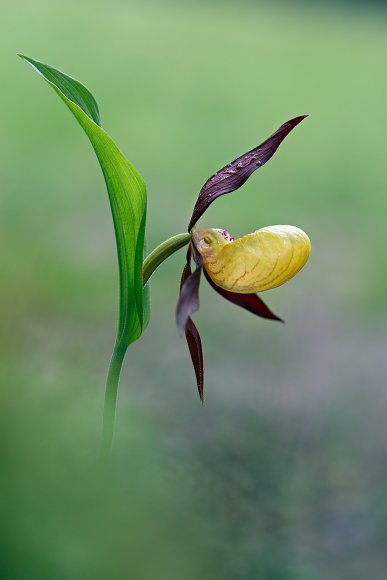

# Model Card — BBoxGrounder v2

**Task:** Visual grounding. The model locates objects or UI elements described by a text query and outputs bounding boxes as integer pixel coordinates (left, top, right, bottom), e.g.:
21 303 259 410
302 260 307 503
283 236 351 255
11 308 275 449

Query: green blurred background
2 0 387 578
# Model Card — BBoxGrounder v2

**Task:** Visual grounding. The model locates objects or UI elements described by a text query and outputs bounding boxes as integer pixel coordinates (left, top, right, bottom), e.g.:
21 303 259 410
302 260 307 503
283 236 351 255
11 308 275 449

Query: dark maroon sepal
177 246 205 401
176 265 202 336
204 269 284 322
185 318 204 402
188 115 308 231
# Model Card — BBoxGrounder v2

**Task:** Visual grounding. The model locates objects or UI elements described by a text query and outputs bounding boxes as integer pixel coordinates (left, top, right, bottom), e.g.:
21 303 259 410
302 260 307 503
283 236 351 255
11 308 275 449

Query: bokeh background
2 0 387 578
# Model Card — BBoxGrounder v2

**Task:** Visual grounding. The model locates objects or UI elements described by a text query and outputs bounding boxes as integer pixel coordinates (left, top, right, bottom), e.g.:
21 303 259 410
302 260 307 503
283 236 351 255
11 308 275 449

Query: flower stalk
143 233 191 285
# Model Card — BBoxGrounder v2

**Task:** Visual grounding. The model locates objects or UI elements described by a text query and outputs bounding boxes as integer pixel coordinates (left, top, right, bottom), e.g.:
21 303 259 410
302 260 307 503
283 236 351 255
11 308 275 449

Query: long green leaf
19 54 149 347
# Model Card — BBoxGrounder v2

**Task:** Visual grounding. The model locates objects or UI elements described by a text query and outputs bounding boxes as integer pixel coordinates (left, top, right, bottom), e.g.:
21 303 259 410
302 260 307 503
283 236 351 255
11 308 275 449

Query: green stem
100 342 126 460
143 233 191 285
101 232 191 460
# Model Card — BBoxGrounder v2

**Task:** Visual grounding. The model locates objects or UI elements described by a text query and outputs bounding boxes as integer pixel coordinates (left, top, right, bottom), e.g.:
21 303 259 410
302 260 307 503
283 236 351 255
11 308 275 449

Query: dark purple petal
176 265 202 336
185 318 204 402
188 115 308 231
177 245 205 401
204 269 284 322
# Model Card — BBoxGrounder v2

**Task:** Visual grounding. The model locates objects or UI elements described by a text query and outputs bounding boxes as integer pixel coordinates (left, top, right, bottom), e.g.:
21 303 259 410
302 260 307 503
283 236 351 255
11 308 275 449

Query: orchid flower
20 54 311 455
176 116 311 401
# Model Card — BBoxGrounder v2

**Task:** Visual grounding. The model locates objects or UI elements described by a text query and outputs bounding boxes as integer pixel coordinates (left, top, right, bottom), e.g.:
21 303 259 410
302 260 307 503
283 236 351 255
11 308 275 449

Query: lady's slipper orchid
177 115 311 401
21 55 313 455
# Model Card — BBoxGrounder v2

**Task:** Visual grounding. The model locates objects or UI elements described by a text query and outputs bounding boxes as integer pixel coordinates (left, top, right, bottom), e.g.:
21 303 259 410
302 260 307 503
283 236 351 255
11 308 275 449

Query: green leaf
19 54 149 347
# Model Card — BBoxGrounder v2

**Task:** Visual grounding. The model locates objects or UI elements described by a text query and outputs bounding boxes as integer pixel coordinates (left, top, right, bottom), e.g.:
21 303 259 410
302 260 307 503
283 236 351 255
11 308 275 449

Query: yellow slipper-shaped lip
192 225 311 293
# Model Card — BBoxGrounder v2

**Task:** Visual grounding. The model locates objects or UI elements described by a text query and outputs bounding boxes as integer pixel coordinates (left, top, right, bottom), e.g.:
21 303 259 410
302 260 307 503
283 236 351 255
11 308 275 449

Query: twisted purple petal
188 115 308 231
185 318 204 402
176 246 205 401
204 269 284 322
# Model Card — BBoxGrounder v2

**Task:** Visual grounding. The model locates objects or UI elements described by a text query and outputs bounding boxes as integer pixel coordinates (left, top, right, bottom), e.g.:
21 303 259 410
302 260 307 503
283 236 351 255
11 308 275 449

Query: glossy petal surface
188 115 308 231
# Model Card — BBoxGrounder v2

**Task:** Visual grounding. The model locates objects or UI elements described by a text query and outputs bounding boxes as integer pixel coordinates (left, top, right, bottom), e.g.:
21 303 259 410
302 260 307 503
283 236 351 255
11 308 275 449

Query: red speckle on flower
218 229 234 242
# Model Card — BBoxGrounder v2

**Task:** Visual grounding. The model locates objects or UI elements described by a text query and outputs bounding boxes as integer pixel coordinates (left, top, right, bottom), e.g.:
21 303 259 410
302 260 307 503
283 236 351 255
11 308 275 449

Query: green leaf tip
18 53 101 126
21 54 148 348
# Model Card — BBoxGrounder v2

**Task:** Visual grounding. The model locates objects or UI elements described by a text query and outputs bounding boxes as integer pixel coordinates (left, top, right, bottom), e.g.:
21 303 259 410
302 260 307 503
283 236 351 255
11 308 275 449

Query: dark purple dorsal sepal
188 115 308 231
